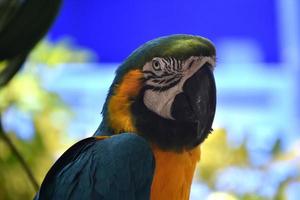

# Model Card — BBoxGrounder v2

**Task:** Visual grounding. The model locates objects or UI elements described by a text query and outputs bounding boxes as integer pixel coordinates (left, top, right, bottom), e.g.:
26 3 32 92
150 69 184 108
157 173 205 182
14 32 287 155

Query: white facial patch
142 56 215 119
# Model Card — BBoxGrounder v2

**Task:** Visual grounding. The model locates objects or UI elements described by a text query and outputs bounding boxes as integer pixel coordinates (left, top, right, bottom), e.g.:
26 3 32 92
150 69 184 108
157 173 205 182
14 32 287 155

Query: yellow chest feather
150 146 201 200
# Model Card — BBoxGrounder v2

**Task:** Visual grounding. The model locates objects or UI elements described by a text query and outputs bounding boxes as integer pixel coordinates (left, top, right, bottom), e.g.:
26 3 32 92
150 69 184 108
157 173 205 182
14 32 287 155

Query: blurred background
0 0 299 199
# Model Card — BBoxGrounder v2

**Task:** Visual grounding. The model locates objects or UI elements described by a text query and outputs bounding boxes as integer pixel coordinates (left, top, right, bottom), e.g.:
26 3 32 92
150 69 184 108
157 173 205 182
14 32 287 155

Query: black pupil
154 61 159 68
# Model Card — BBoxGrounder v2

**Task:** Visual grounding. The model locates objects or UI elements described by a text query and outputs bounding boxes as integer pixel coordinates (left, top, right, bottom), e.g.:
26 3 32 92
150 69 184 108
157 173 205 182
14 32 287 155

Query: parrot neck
150 145 201 200
94 69 143 136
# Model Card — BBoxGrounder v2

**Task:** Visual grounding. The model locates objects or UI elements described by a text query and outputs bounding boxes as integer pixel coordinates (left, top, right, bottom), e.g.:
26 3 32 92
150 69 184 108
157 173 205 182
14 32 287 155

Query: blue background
48 0 279 63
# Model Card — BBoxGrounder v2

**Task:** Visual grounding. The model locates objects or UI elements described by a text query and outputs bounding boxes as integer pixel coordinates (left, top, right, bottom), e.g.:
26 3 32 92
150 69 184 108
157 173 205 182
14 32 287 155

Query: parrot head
97 34 216 151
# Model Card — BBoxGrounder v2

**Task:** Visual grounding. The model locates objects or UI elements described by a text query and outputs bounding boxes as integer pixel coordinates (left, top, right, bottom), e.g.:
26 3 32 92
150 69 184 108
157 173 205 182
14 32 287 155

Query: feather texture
35 133 155 200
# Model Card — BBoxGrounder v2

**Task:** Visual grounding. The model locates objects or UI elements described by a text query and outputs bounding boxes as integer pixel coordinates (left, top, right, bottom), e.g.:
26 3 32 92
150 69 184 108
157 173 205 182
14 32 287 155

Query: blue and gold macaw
35 34 217 200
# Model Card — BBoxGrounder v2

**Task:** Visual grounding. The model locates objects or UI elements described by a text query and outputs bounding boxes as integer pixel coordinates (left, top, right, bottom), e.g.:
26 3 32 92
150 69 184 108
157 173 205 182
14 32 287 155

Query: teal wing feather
35 133 155 200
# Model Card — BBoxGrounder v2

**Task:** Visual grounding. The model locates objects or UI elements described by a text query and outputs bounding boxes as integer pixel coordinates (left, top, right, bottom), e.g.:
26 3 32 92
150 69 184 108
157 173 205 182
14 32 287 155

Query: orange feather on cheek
107 69 143 133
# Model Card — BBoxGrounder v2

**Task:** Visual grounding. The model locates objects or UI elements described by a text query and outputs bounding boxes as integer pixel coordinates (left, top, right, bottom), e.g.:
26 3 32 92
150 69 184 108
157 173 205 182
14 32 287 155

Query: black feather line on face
144 78 181 92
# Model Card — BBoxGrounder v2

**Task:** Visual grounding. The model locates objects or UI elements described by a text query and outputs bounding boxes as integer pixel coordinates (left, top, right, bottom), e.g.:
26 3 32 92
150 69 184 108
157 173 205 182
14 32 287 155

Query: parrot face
142 56 215 121
98 34 217 151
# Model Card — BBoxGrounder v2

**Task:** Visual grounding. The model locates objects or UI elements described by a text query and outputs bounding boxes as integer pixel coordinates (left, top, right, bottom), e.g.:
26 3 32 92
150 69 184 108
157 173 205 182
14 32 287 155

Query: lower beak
171 63 216 145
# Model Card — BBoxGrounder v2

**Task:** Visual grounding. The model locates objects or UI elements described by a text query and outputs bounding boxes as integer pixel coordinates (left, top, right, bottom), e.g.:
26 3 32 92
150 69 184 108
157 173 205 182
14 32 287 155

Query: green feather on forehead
114 34 215 84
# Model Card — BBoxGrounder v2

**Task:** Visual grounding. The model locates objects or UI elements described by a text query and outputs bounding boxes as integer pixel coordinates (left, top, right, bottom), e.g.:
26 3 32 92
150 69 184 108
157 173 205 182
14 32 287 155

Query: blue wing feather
35 133 155 200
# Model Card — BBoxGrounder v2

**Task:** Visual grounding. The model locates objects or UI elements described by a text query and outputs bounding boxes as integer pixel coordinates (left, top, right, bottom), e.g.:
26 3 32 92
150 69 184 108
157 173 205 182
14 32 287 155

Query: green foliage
0 38 93 200
29 39 95 65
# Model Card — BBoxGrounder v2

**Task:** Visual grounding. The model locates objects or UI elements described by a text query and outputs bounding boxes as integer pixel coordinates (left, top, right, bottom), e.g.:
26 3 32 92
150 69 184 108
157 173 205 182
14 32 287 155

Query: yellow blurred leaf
198 129 248 185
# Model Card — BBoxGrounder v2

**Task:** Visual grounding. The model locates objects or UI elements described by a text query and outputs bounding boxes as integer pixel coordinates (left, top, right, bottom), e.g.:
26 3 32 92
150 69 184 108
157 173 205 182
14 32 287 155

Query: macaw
35 34 217 200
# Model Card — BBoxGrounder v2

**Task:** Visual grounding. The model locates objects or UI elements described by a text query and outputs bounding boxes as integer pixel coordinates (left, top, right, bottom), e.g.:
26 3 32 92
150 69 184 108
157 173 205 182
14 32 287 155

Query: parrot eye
152 58 162 71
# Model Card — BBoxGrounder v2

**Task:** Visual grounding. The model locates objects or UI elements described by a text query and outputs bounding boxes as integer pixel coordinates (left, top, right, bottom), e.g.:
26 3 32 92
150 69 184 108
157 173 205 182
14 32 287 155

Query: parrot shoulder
36 133 155 200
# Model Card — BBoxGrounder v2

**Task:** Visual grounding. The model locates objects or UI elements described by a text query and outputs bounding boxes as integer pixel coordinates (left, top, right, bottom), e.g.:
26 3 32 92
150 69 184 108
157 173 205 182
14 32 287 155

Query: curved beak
171 63 216 144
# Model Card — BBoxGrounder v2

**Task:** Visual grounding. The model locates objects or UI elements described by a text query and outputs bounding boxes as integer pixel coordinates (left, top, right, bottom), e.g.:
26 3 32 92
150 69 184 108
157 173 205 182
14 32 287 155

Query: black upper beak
171 63 216 145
